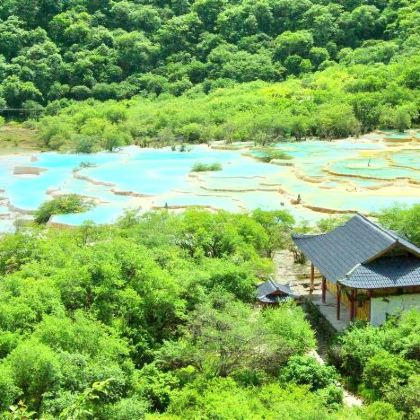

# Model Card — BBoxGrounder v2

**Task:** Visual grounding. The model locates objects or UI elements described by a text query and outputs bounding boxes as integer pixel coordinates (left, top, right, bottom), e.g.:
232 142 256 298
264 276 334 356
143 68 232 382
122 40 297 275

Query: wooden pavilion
256 279 297 305
292 214 420 325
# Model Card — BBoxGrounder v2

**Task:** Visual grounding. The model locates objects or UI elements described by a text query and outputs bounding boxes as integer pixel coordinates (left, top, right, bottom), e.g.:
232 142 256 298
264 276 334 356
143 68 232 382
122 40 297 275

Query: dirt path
273 250 363 407
308 350 363 407
273 249 310 292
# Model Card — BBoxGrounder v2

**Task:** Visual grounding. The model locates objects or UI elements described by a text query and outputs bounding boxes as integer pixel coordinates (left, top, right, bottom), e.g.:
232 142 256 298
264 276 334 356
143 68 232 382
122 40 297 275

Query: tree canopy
0 206 418 417
0 0 418 115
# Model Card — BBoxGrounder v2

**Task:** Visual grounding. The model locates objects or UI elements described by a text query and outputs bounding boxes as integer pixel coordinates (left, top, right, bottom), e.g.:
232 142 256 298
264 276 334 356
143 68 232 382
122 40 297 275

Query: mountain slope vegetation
0 208 418 418
37 55 420 151
0 0 418 111
0 1 419 418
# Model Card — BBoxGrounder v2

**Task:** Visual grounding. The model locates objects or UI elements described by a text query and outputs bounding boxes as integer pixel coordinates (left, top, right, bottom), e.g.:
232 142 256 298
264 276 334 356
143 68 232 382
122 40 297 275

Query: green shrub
135 363 179 411
335 324 388 381
384 374 420 418
74 135 97 153
334 309 420 399
362 350 414 398
0 365 20 411
7 340 62 410
78 161 96 169
378 204 420 246
106 397 150 419
316 216 350 233
359 401 403 420
35 194 93 224
256 149 293 162
316 384 343 410
0 331 20 358
280 355 338 391
167 379 330 419
191 162 222 172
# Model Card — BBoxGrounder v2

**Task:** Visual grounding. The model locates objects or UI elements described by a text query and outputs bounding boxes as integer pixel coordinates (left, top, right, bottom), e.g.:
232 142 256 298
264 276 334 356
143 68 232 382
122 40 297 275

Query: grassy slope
0 125 40 155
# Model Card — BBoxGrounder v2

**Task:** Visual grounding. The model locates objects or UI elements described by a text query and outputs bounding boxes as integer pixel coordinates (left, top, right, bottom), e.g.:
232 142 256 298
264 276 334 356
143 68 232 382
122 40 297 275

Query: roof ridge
291 233 325 239
356 214 420 256
344 262 361 279
354 213 398 242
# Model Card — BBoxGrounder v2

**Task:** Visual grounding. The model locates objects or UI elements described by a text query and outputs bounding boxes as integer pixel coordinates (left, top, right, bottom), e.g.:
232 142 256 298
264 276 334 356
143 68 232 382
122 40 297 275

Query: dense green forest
1 0 419 107
37 57 420 152
0 0 419 151
0 0 419 418
0 205 418 418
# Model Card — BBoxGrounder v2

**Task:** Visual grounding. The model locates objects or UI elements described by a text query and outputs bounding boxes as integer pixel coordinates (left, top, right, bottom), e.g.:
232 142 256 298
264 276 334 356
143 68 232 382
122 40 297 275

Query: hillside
0 0 418 112
36 55 420 151
0 1 419 418
0 208 418 418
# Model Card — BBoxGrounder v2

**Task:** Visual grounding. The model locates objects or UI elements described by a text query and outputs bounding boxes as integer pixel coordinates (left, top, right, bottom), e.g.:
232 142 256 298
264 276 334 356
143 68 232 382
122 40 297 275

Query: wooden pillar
310 263 314 294
321 276 326 303
350 289 356 321
336 284 341 320
368 290 373 322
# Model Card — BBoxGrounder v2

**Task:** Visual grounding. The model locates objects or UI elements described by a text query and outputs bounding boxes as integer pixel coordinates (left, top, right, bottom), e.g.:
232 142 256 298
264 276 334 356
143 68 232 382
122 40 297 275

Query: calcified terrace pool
0 131 419 232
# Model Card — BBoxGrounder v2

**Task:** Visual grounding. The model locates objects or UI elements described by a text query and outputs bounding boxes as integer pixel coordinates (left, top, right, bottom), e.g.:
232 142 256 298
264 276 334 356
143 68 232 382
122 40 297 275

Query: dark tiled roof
292 214 420 284
340 255 420 289
256 279 296 303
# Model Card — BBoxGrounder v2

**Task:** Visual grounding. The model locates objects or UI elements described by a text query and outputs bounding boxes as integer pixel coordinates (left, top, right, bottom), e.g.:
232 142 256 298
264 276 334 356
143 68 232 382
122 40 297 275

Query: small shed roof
256 279 296 303
339 255 420 289
292 214 420 285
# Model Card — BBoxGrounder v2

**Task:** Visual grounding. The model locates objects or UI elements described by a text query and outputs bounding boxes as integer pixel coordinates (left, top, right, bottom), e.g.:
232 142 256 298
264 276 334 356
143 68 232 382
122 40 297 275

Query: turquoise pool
0 135 418 231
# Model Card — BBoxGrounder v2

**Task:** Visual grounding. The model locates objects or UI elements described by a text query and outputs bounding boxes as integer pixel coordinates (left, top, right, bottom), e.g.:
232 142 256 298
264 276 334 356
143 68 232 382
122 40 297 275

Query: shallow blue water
51 205 126 225
0 219 15 233
329 159 420 181
155 194 242 213
391 150 420 170
0 138 418 230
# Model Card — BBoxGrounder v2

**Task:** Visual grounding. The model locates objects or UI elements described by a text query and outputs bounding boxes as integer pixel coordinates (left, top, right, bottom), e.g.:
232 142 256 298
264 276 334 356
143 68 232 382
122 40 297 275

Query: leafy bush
316 216 350 233
135 363 179 411
35 194 93 224
74 135 97 154
252 209 295 256
78 161 96 169
358 401 403 420
6 340 62 411
334 310 420 409
157 297 315 378
333 324 388 380
362 350 414 399
378 204 420 246
256 149 293 162
384 374 420 418
0 365 20 411
316 384 343 410
191 162 222 172
106 397 150 419
167 379 330 419
280 355 338 391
